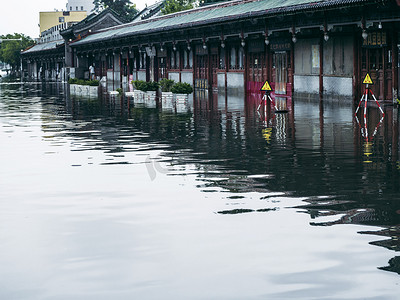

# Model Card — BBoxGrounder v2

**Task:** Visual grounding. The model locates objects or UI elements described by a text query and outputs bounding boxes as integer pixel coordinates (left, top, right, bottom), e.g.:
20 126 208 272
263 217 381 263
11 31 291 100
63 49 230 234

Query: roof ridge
90 0 259 34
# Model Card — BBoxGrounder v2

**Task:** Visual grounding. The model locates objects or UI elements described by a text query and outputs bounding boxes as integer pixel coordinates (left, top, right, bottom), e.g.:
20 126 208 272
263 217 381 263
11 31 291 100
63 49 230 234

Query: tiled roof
22 40 64 54
72 0 377 47
131 0 164 23
61 7 127 36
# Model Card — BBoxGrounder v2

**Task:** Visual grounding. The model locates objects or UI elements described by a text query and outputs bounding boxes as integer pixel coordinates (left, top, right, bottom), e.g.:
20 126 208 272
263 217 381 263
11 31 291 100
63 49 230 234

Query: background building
66 0 95 12
39 11 87 34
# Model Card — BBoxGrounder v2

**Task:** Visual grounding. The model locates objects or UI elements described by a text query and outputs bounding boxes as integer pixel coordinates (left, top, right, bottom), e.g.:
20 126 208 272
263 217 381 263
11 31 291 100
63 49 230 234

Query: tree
161 0 195 15
93 0 138 21
0 33 34 71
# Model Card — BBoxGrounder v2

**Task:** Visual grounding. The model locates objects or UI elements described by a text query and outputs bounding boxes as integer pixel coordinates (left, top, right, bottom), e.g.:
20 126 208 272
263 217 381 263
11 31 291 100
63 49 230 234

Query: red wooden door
195 54 208 89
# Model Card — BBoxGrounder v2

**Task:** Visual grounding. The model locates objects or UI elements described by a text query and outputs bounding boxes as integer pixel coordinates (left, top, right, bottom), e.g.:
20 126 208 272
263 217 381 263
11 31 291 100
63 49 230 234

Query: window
140 52 146 69
230 47 236 69
323 36 353 76
175 50 180 69
188 50 193 68
238 47 244 69
81 6 84 10
59 17 65 23
183 51 188 69
70 6 72 11
294 39 319 75
171 51 175 69
219 47 225 69
76 6 78 10
107 54 113 69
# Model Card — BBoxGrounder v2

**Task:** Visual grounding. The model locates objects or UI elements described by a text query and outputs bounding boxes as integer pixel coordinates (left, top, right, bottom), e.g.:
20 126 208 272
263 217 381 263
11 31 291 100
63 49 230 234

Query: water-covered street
1 80 400 299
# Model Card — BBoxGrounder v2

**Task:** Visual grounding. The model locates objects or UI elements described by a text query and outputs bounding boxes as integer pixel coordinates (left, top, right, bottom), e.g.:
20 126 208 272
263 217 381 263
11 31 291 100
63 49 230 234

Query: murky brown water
0 80 399 299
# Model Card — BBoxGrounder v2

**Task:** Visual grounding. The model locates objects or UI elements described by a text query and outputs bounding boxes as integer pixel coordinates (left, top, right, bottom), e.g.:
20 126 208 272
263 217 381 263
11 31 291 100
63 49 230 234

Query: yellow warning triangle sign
260 80 272 91
363 73 373 85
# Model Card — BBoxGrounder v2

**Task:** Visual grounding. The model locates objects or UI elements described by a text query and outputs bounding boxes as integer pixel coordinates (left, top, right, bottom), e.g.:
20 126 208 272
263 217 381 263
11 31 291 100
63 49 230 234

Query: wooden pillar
225 43 228 97
112 51 115 90
127 49 130 83
319 35 324 99
192 46 196 91
265 42 269 81
179 48 182 83
244 42 248 94
120 52 123 88
207 44 211 93
135 50 139 81
290 42 294 93
381 46 386 100
392 27 398 102
353 28 360 104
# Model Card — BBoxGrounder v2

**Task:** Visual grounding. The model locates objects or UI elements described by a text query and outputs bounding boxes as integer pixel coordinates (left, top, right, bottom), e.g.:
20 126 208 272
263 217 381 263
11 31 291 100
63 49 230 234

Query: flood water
1 79 400 299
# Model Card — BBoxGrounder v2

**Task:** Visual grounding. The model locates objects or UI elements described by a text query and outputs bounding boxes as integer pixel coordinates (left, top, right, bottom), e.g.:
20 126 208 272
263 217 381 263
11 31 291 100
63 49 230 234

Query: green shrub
159 78 175 92
132 80 146 91
68 78 78 84
88 80 99 86
68 78 99 86
171 82 193 94
76 79 86 85
132 80 159 91
146 81 160 92
116 88 123 94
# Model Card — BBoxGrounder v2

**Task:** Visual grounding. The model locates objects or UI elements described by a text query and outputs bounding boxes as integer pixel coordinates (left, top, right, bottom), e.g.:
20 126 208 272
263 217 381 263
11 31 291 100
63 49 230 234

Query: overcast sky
0 0 156 39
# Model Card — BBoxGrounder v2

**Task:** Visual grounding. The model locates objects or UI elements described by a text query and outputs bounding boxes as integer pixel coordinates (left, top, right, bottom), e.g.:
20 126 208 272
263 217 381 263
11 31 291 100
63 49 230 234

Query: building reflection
35 82 400 276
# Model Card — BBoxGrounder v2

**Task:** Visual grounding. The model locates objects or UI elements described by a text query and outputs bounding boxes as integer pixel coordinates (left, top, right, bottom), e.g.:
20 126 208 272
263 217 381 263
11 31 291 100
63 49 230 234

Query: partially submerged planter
171 82 193 113
145 91 157 108
161 92 174 111
69 79 100 98
70 84 99 98
134 90 145 103
175 93 189 113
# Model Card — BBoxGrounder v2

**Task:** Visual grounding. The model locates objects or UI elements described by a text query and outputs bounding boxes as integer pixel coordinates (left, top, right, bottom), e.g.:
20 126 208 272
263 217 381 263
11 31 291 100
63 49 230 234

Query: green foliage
145 81 160 92
93 0 138 21
199 0 230 6
68 78 78 84
0 33 34 71
89 80 100 86
171 82 193 94
161 0 195 15
116 87 123 94
68 78 99 86
132 80 146 91
131 80 160 91
159 78 175 92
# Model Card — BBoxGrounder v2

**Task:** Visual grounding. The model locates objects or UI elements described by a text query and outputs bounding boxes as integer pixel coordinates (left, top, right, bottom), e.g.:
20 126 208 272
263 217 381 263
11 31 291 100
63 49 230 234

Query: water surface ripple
0 81 399 299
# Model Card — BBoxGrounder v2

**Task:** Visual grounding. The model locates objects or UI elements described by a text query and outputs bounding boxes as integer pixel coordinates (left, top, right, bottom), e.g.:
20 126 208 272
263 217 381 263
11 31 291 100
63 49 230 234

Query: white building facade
66 0 95 12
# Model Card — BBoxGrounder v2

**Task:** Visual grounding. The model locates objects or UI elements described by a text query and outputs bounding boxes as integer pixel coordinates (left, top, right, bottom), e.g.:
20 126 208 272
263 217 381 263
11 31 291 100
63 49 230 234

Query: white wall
66 0 94 12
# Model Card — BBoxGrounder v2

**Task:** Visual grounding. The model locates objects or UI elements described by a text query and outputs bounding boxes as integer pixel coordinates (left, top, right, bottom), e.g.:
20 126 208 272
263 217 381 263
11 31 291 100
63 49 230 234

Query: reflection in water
67 89 399 230
1 80 400 297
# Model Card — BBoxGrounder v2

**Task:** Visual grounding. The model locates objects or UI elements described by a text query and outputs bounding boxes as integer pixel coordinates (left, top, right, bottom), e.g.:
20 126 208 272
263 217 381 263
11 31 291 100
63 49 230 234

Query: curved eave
22 43 65 56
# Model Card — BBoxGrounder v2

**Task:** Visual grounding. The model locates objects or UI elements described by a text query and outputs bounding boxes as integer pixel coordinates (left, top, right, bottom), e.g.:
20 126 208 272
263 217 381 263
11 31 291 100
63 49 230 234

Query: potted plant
171 82 193 113
88 79 100 97
159 78 175 110
68 78 99 98
143 81 159 108
171 82 193 95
